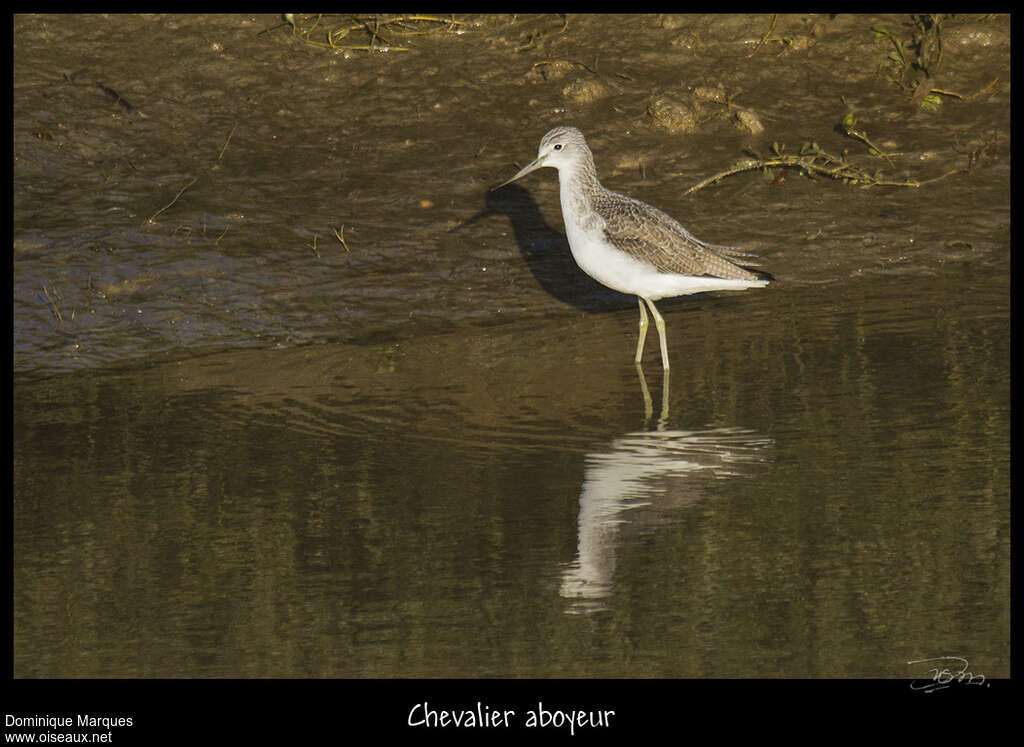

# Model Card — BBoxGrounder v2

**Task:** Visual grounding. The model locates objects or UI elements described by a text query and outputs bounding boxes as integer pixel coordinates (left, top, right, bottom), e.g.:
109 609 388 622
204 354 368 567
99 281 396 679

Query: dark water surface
14 14 1009 679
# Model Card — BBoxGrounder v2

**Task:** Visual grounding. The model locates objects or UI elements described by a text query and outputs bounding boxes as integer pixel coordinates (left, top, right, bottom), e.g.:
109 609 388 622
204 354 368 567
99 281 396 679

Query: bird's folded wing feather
599 193 759 280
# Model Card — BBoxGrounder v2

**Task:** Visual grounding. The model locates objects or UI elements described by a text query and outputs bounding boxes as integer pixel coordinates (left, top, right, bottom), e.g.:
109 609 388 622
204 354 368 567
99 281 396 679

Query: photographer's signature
907 656 987 693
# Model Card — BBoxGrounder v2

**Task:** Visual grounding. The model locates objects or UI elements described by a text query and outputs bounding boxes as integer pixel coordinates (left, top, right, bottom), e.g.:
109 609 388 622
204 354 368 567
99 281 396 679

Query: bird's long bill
492 156 545 191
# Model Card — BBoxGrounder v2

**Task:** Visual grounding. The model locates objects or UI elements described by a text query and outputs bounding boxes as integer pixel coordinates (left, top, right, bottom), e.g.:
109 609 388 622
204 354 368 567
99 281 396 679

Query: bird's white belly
562 219 765 300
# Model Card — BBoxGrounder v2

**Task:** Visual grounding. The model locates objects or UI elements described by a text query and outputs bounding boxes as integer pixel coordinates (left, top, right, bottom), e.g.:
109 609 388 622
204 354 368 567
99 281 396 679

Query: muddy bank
13 14 1009 376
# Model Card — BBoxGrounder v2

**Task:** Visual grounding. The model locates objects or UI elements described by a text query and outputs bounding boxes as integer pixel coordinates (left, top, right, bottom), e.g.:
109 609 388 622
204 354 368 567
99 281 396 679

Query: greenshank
494 126 770 370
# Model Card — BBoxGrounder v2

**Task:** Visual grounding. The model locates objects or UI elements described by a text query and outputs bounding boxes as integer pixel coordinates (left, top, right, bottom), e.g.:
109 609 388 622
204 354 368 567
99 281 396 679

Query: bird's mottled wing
692 239 765 266
598 191 759 280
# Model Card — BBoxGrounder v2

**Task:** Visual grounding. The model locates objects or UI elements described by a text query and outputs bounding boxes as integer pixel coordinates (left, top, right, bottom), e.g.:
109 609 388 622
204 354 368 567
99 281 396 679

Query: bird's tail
698 240 774 282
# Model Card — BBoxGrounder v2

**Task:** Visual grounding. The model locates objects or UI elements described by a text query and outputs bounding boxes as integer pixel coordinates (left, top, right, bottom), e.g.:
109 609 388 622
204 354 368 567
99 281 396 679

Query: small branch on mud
333 225 351 253
41 286 64 323
684 103 971 196
282 14 466 52
745 14 778 58
146 177 198 224
215 125 237 168
839 112 899 166
929 77 1000 102
684 141 960 196
870 15 986 111
516 14 569 51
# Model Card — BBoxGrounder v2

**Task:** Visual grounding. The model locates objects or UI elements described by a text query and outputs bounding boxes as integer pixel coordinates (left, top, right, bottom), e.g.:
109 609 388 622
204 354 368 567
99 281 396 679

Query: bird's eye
553 144 563 151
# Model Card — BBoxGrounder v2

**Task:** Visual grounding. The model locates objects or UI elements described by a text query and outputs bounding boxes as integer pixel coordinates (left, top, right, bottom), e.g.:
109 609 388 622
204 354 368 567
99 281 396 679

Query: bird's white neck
556 157 604 235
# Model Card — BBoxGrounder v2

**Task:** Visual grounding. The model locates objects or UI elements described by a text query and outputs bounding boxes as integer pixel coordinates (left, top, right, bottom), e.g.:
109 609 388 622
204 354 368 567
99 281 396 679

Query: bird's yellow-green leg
644 298 671 370
635 297 650 365
635 361 654 422
659 367 671 424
